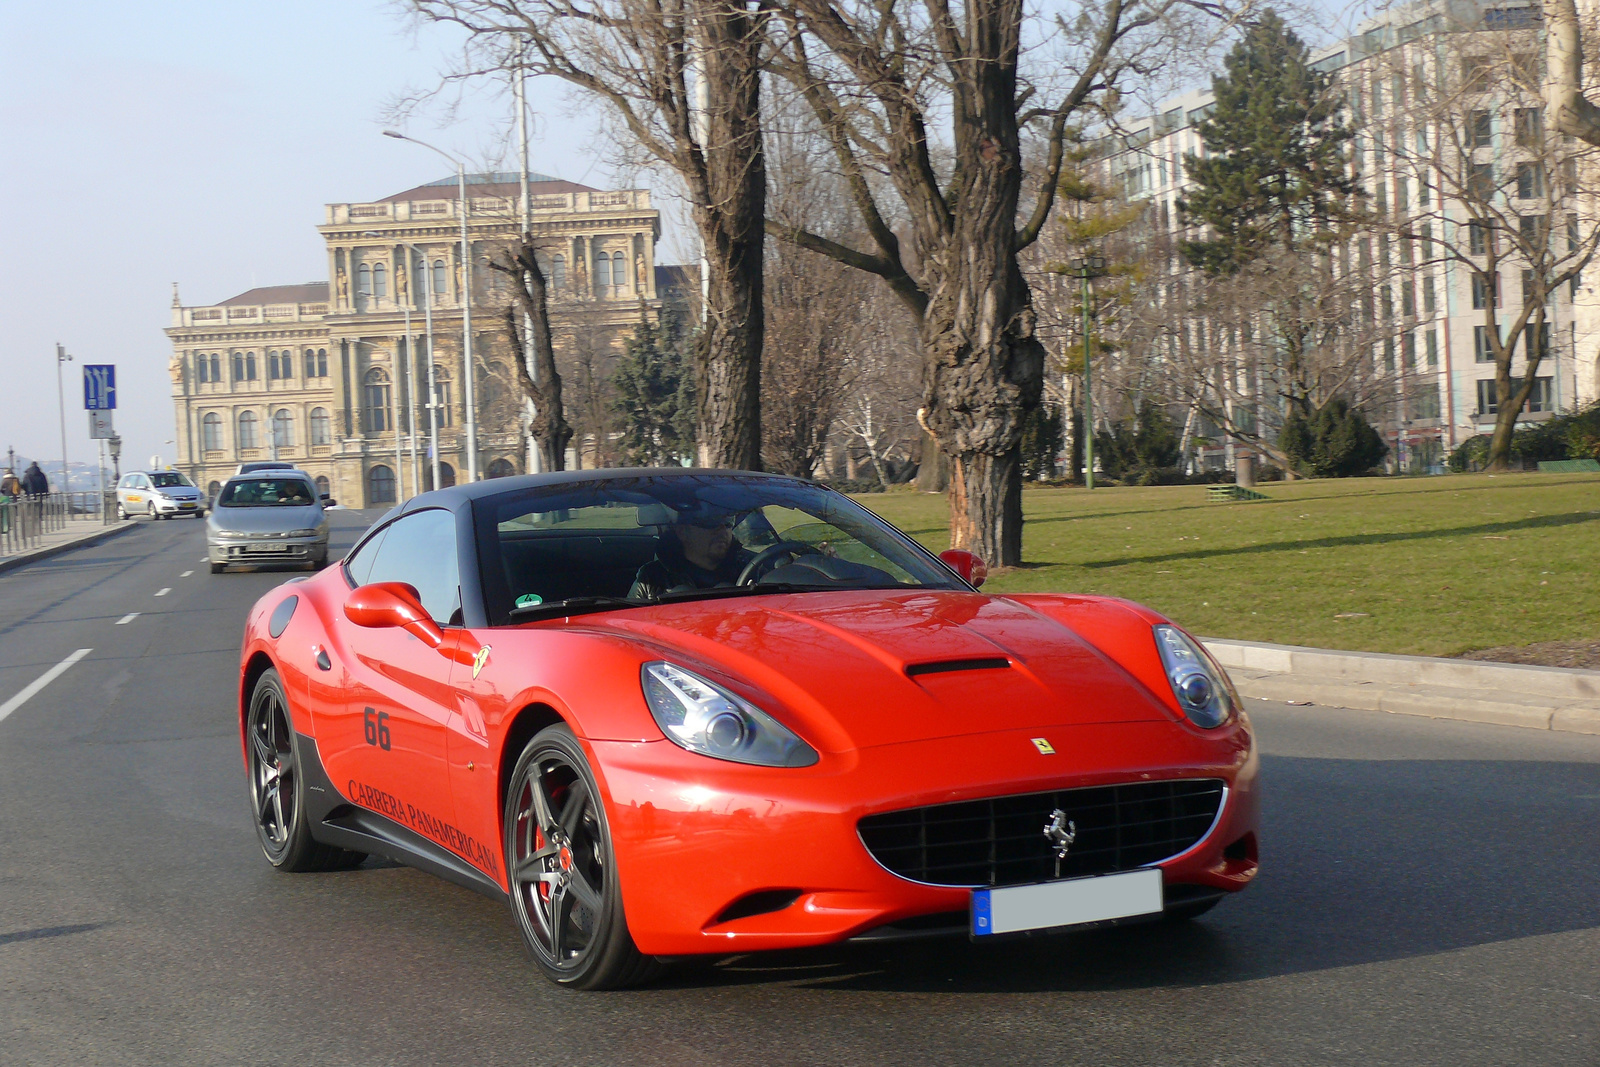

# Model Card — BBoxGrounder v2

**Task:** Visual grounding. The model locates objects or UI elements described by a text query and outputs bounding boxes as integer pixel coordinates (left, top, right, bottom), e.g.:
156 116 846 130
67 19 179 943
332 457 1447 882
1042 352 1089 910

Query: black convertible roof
394 468 808 514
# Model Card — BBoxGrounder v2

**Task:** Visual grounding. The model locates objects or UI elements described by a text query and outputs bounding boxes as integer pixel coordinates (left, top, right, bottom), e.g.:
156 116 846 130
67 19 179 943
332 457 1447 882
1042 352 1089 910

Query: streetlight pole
55 344 72 493
1070 255 1107 490
383 131 479 482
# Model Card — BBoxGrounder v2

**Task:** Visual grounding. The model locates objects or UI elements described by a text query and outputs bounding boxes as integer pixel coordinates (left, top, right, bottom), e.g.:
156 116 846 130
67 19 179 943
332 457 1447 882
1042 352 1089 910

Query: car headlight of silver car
288 529 319 538
215 529 251 540
1153 625 1234 729
640 662 817 767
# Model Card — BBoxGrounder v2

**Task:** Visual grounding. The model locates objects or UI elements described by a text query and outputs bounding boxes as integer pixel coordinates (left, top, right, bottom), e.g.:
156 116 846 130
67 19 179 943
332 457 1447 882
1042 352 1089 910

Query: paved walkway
0 518 138 574
1204 636 1600 735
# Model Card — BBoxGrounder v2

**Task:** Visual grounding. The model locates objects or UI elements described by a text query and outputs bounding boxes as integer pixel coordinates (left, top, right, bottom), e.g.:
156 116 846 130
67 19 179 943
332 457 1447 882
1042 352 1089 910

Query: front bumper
208 535 327 566
152 496 203 515
595 717 1259 956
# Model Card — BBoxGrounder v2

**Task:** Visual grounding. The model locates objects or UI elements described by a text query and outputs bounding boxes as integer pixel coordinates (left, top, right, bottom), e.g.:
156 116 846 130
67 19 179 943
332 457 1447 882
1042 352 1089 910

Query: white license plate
970 868 1163 936
247 543 290 552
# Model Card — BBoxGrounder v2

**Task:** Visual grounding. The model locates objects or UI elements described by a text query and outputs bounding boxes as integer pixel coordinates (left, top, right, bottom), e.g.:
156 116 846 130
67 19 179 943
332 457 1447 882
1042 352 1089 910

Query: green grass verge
853 472 1600 657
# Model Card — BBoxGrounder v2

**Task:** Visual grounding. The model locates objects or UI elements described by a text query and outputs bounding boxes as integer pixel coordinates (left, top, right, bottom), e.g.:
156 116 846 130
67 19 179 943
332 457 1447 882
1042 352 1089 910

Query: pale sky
0 0 628 479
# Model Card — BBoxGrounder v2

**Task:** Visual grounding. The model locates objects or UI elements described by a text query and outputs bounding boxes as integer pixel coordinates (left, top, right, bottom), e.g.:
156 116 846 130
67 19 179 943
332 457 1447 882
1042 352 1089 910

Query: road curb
1201 636 1600 735
0 521 139 575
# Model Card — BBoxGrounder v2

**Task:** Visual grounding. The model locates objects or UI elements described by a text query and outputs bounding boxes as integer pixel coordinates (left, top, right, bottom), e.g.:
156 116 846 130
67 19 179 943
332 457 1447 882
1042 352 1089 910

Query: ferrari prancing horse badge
472 645 491 680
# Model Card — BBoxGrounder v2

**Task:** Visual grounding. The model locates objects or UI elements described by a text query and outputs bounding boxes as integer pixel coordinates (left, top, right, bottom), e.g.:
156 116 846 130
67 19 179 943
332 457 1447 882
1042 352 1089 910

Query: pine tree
1179 9 1355 274
611 309 696 466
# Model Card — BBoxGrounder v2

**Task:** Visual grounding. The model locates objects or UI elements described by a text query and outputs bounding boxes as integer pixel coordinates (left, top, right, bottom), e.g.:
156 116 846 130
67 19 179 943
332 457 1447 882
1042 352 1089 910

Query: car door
323 508 464 843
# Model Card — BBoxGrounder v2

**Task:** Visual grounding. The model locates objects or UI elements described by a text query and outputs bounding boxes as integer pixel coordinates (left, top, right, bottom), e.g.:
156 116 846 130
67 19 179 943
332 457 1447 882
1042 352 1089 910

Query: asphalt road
1 515 1597 1066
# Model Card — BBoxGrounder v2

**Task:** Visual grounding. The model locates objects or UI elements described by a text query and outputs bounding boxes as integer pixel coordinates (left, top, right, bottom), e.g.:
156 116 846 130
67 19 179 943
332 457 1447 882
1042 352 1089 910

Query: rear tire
245 668 365 871
504 725 660 990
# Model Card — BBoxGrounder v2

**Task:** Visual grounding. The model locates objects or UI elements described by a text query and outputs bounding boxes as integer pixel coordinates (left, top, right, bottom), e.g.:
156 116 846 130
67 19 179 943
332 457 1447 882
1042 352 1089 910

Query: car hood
587 590 1175 751
209 504 323 533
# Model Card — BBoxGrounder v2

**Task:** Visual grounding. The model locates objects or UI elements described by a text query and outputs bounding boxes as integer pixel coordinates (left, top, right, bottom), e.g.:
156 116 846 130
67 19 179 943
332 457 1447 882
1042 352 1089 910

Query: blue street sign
83 365 116 410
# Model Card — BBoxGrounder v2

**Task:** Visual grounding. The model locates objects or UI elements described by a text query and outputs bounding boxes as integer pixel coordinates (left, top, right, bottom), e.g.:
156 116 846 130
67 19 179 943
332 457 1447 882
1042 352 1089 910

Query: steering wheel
737 540 826 585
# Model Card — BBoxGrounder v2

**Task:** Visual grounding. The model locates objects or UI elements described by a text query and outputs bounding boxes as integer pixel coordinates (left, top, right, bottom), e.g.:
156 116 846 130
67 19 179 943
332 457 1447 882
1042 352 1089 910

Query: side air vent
905 657 1010 677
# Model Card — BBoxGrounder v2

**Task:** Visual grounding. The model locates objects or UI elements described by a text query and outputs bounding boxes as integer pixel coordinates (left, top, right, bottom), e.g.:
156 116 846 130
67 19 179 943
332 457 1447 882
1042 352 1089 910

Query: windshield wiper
508 595 641 620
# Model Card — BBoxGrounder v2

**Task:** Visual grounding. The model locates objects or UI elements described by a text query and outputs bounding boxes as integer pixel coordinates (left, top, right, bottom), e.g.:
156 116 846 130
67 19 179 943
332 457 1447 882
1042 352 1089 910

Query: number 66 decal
363 707 392 750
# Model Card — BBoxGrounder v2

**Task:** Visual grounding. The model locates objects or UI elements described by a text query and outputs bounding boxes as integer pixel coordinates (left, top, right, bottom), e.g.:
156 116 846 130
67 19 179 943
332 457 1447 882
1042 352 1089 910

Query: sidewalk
1203 636 1600 735
0 518 138 574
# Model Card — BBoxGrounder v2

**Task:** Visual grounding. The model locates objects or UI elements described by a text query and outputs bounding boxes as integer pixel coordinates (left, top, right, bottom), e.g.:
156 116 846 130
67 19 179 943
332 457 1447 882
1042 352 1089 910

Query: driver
629 507 755 600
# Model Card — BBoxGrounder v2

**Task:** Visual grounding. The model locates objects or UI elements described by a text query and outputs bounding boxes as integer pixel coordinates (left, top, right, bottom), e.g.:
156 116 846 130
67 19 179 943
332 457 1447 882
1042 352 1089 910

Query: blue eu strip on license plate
970 868 1164 937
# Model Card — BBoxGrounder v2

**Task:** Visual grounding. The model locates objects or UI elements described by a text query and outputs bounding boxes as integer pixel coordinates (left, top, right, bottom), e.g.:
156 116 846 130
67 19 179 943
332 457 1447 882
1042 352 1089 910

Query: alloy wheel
247 680 297 861
508 748 609 975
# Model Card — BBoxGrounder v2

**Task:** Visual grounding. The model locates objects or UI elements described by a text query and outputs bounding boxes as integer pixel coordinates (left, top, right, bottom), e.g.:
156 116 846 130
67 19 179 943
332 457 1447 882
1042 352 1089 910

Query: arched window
209 354 221 382
232 352 245 381
613 251 627 289
595 251 611 288
202 412 222 451
431 365 453 427
363 368 390 433
207 480 221 501
358 263 372 298
245 353 258 380
315 475 330 497
551 254 566 291
272 409 294 449
486 457 516 479
309 407 330 446
367 464 396 505
438 462 456 488
304 349 316 378
374 263 388 299
316 349 328 377
433 260 447 295
237 411 259 449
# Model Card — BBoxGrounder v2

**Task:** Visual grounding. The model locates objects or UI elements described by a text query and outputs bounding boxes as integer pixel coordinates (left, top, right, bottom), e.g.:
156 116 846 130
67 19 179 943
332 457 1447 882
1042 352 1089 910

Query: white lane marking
200 557 208 563
116 613 139 625
180 570 193 578
154 588 171 597
0 649 93 725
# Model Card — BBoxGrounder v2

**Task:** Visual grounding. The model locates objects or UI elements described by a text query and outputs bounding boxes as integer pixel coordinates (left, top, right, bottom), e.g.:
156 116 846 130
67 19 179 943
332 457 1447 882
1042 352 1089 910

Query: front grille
858 778 1224 887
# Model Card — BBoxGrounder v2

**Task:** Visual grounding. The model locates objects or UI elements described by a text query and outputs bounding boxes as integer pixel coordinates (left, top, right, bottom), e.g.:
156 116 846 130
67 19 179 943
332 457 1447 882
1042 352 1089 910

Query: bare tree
765 0 1225 565
1379 27 1600 468
1545 0 1600 145
403 0 768 468
490 234 574 469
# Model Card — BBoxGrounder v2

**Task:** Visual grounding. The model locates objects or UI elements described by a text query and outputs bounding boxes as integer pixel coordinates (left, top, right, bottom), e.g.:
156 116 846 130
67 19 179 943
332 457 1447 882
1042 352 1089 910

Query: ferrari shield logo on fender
1031 737 1055 755
472 645 491 680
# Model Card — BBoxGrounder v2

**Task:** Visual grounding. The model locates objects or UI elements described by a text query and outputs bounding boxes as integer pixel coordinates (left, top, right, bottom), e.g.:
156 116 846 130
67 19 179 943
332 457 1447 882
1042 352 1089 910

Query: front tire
210 562 226 574
504 725 659 990
245 668 363 871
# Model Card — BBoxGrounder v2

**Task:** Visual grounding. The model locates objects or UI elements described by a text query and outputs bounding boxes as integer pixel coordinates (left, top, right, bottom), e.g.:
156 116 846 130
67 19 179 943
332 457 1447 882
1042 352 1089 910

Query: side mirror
344 582 443 648
939 549 988 588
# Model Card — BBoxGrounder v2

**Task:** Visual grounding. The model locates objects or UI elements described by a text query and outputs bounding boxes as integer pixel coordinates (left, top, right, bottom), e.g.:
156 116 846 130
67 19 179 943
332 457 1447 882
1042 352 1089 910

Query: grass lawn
852 472 1600 658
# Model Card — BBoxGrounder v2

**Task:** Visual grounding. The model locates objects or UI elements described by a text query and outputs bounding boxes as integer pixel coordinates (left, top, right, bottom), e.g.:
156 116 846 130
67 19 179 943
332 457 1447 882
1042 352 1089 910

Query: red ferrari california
238 470 1258 988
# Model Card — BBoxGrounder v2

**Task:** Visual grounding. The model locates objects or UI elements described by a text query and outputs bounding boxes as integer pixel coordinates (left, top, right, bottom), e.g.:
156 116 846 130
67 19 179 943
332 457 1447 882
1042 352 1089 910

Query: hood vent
905 657 1010 678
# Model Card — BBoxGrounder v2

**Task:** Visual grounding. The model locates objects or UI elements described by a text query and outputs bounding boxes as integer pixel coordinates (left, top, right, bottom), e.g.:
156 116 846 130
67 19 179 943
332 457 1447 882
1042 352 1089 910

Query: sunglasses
680 515 737 530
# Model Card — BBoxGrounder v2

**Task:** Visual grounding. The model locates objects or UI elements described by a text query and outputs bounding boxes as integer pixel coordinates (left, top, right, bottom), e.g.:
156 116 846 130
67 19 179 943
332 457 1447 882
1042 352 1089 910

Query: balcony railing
0 491 117 558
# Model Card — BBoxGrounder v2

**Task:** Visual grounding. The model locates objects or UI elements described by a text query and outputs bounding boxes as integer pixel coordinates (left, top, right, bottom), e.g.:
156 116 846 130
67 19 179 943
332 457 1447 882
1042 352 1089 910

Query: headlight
1153 625 1234 728
289 529 319 537
216 529 251 540
640 662 817 767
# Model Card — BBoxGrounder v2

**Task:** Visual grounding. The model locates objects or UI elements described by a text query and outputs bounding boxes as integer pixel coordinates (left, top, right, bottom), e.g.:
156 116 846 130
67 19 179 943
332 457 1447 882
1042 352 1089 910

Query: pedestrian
22 461 49 497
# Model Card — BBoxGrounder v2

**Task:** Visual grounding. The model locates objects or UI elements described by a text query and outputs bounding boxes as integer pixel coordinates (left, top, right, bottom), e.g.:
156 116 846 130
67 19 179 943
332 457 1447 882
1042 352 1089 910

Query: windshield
150 472 193 488
476 474 962 623
218 478 316 508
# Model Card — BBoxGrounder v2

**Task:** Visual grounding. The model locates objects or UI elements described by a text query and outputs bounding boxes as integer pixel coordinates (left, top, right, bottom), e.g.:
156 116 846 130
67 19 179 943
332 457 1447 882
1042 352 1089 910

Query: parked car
207 470 330 573
235 469 1259 989
117 470 205 520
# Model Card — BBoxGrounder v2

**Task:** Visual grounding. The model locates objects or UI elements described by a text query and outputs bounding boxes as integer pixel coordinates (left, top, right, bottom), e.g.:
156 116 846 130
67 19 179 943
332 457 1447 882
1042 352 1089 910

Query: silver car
117 470 205 520
206 470 331 573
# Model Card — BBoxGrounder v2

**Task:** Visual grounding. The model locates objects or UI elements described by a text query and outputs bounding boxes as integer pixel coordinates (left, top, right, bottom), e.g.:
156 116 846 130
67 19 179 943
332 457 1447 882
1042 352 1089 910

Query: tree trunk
1545 0 1600 146
493 238 572 471
692 3 766 470
947 451 1024 567
921 257 1045 566
914 423 949 492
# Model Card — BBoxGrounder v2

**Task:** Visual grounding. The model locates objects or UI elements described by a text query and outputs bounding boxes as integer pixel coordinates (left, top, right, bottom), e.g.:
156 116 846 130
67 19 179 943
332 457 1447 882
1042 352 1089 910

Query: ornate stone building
166 173 662 506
